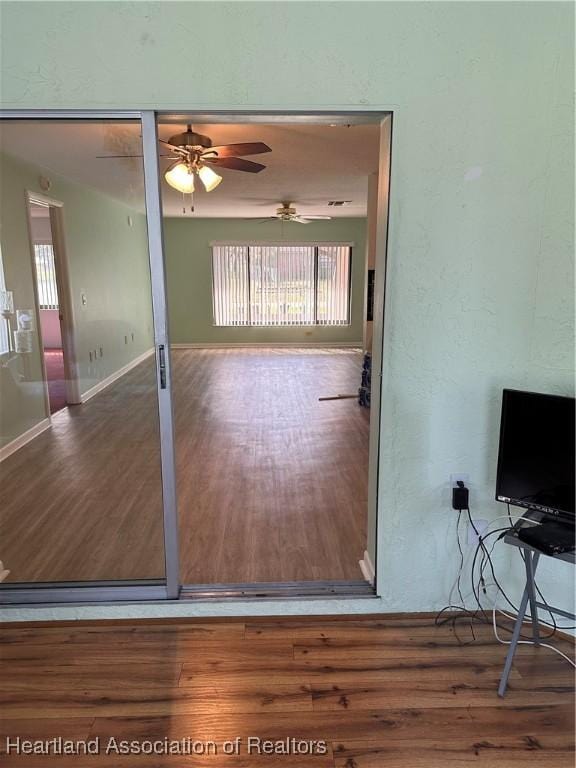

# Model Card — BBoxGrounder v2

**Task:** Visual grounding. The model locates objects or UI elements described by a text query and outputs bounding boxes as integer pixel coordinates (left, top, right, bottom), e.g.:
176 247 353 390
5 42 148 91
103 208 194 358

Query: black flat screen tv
495 389 575 524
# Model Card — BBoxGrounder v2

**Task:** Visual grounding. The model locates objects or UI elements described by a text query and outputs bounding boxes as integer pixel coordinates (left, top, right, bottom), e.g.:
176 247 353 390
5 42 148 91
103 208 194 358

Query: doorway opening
28 200 67 414
156 113 392 595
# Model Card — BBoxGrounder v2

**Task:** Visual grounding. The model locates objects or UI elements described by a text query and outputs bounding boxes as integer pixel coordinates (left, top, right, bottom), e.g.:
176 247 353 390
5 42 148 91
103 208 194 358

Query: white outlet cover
467 518 489 546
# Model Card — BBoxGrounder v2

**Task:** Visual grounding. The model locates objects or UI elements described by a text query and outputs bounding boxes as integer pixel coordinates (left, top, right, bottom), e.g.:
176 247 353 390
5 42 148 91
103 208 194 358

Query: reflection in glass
0 120 165 584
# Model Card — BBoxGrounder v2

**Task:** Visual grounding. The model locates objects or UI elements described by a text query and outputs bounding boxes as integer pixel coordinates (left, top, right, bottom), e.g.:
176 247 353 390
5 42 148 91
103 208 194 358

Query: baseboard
359 550 375 586
81 348 155 404
172 342 363 349
0 418 52 463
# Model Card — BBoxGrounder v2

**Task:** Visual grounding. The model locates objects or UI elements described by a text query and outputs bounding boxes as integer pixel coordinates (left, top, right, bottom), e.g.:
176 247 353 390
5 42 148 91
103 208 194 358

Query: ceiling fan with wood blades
97 125 272 203
159 126 271 177
248 202 332 224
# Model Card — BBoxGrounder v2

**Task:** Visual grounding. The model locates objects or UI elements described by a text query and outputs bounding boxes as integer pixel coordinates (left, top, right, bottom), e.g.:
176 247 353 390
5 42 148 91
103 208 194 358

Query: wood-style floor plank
0 683 313 719
310 679 575 710
0 639 294 664
0 661 183 690
332 735 575 767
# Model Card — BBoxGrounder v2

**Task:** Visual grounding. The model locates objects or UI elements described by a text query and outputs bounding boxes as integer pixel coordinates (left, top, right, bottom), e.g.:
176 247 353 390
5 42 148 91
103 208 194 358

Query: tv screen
496 389 575 522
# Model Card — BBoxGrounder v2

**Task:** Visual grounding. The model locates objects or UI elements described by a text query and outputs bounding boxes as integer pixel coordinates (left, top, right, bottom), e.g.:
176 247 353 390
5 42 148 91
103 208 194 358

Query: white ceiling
0 121 380 218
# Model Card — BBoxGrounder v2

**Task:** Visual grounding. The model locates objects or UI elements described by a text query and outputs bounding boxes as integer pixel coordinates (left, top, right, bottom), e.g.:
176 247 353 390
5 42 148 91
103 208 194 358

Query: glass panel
0 119 166 584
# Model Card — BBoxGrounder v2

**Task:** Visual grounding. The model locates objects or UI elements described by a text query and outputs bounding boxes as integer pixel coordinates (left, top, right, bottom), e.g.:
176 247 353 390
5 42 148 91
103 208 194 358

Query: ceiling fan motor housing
168 128 212 150
277 205 297 217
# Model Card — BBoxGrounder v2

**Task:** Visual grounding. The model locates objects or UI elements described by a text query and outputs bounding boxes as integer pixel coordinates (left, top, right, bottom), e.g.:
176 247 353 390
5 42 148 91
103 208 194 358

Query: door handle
158 344 167 389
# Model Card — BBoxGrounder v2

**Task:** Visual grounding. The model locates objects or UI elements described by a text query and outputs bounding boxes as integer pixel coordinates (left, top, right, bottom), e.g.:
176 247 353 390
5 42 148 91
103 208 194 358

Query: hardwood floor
0 615 573 766
0 348 369 584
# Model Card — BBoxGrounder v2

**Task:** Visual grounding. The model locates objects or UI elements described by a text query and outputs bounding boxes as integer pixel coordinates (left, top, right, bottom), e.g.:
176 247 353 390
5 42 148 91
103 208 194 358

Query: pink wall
39 309 62 349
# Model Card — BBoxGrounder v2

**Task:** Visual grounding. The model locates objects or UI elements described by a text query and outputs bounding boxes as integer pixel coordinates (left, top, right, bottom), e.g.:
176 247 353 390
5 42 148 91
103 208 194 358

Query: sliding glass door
0 112 178 601
1 110 389 603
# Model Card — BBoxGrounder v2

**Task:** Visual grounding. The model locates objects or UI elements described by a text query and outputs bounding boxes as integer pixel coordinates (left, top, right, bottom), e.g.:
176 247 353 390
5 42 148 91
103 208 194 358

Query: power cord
492 600 576 669
436 509 565 642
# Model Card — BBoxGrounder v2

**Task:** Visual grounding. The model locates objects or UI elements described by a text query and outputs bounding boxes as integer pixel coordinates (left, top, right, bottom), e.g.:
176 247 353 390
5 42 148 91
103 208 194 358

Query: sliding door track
180 580 375 601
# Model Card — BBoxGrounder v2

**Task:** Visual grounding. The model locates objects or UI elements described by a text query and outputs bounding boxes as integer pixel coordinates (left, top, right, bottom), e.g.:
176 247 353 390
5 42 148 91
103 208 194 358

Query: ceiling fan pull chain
181 190 195 215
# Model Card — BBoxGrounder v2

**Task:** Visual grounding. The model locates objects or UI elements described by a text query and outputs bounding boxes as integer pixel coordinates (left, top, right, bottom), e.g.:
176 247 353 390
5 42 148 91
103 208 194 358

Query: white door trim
25 192 82 406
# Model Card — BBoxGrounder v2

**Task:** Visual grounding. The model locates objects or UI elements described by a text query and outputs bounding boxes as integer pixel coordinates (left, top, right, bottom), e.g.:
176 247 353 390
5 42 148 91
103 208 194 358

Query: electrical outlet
450 473 470 486
124 335 128 345
467 518 489 546
99 347 103 358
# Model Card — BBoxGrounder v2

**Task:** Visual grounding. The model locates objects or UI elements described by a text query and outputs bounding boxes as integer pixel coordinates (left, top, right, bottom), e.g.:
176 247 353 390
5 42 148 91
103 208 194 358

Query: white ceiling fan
250 202 332 224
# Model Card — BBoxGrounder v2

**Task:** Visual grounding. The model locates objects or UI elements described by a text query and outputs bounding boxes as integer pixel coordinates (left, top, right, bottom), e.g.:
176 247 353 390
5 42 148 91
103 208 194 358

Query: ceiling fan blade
158 139 189 156
204 156 266 173
205 142 271 158
292 217 311 224
96 154 174 159
96 154 143 158
299 215 332 220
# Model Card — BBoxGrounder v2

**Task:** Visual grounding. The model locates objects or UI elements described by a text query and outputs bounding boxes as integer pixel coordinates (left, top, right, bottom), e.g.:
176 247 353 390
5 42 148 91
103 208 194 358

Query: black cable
533 587 576 631
435 527 526 640
455 510 465 607
440 522 557 641
436 504 572 641
468 518 518 613
472 525 558 638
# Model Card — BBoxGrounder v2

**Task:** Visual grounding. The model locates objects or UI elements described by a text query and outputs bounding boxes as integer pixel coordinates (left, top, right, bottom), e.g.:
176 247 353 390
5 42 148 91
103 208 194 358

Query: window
33 243 59 310
212 244 351 326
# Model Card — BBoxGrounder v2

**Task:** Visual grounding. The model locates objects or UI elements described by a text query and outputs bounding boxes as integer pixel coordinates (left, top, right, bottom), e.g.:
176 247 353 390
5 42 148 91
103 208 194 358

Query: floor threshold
179 580 376 600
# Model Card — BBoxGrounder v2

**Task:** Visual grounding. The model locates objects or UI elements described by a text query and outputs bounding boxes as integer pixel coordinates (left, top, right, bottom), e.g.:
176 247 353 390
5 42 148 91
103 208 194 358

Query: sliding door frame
1 108 392 608
0 109 180 604
160 110 391 600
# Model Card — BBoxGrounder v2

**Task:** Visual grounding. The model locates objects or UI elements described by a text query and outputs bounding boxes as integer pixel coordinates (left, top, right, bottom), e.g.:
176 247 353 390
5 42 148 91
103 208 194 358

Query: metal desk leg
497 584 530 697
525 551 541 645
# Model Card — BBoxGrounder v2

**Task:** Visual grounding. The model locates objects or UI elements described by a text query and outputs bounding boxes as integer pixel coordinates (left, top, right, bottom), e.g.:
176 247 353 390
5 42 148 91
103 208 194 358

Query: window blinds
212 244 351 327
34 243 60 310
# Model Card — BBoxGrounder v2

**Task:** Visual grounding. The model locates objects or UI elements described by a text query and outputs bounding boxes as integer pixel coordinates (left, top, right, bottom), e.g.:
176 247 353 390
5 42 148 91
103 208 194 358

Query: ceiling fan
252 202 332 224
97 125 271 196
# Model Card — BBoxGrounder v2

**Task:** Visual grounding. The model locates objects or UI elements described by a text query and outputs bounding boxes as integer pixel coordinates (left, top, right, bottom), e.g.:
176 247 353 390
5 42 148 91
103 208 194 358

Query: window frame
211 242 353 328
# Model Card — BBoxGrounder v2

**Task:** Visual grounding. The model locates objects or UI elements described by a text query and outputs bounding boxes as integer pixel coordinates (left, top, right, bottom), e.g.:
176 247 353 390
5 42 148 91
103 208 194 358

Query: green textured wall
0 151 154 448
163 218 366 345
0 1 573 620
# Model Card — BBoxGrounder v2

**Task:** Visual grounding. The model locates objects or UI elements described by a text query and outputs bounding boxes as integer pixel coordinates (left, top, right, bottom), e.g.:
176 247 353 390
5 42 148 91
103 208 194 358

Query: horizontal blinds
212 244 350 327
34 244 59 310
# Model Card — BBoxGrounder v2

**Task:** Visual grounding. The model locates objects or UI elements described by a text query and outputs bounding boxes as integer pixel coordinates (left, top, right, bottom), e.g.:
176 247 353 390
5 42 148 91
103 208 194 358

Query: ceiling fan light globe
165 162 195 194
198 164 223 192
